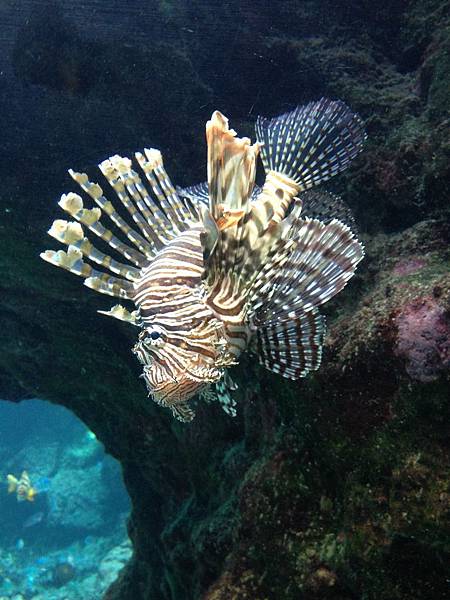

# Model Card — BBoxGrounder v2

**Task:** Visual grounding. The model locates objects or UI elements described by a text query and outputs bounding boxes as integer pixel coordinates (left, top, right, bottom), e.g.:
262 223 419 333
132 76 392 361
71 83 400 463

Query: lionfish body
42 99 366 421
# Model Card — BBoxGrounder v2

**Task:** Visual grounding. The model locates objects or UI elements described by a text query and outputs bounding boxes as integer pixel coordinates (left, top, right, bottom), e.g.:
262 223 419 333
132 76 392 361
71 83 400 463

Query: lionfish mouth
142 362 223 406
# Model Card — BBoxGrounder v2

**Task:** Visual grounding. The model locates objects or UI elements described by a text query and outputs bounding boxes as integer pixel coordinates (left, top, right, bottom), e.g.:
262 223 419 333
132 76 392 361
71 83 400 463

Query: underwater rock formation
0 1 449 599
395 296 450 382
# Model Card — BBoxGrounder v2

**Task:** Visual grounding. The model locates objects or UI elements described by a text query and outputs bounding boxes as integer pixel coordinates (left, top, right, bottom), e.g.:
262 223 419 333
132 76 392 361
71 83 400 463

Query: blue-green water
0 399 130 598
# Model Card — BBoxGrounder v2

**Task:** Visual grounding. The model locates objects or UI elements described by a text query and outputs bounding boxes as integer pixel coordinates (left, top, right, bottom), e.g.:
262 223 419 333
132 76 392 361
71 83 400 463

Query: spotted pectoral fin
170 402 196 423
199 374 238 417
253 310 325 379
215 372 238 417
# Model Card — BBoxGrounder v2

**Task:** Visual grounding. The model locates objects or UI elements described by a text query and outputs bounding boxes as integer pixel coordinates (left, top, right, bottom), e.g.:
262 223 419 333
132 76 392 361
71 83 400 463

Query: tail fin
256 98 366 191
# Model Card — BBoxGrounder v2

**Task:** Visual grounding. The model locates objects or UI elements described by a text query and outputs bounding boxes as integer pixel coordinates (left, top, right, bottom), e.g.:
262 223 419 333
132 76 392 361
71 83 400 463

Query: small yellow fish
7 471 37 502
41 98 366 422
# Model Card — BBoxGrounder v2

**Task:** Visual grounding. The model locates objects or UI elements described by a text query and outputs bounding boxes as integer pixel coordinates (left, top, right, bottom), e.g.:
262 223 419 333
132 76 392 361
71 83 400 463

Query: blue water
0 399 130 598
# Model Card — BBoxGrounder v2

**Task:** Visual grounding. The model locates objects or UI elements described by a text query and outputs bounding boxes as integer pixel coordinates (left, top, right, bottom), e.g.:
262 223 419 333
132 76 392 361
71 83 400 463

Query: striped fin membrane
255 97 366 190
251 98 366 225
251 217 365 321
219 99 365 380
254 310 325 379
248 217 364 378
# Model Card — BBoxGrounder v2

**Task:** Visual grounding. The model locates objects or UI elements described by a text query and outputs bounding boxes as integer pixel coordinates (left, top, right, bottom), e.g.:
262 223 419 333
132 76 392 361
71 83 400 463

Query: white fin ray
249 218 364 324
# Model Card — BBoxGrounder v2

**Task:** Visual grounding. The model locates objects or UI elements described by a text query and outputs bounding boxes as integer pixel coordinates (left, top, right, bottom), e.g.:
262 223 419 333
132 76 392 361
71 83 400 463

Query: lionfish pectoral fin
97 304 139 325
214 371 238 417
170 402 196 423
252 311 325 379
199 374 238 416
249 217 364 378
250 218 364 321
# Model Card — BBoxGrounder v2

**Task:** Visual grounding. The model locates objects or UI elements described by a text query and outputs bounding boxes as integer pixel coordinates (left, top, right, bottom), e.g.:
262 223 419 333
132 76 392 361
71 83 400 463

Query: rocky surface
0 1 449 599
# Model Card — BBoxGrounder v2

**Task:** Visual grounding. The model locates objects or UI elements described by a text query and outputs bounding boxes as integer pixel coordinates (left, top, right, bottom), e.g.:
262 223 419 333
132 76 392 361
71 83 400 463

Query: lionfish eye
146 326 164 344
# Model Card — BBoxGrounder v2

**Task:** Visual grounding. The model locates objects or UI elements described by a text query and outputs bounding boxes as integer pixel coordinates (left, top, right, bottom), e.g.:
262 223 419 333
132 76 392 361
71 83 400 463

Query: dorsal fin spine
69 170 153 257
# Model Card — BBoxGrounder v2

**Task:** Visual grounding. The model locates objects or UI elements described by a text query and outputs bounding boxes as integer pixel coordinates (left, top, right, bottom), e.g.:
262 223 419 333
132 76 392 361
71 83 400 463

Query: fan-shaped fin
250 218 364 323
255 98 366 222
256 98 366 188
253 310 325 379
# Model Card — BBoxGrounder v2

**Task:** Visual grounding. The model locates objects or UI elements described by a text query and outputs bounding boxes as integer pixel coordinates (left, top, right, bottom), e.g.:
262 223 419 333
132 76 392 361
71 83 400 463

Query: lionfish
41 98 365 422
7 471 37 502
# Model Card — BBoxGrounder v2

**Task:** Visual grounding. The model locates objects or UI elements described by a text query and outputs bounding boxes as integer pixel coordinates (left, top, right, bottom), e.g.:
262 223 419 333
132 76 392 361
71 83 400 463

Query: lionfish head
132 321 231 406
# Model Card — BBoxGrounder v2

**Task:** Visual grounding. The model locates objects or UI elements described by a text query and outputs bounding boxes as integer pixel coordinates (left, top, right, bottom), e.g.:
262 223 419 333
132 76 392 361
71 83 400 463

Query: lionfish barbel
41 99 365 421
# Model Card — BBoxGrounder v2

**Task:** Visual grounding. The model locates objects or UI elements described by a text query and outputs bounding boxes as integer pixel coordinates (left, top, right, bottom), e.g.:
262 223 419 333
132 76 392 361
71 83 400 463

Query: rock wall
0 1 449 599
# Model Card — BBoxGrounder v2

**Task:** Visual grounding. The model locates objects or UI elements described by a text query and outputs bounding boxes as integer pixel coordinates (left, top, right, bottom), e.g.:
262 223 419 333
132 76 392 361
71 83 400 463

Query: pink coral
395 296 450 382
